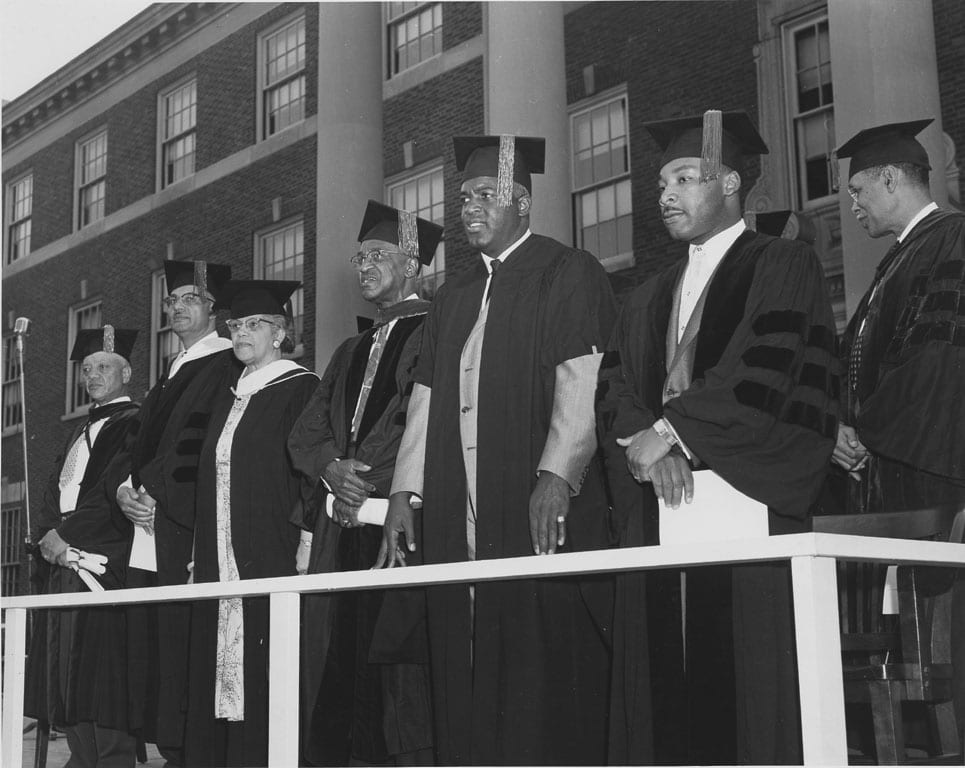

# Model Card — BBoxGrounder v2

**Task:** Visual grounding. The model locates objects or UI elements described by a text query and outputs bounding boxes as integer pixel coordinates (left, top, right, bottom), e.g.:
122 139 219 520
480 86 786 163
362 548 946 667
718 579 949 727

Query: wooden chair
813 506 964 764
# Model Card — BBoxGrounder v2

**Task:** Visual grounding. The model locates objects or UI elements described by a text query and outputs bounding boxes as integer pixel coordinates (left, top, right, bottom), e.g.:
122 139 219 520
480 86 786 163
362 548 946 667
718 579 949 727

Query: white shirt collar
482 228 532 268
688 219 747 261
93 395 132 408
897 202 938 242
233 359 309 397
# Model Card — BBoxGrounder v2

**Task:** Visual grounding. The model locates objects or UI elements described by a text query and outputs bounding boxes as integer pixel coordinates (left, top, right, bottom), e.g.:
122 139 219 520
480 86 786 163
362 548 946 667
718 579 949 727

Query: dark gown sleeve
545 250 617 366
597 291 662 544
288 339 352 482
858 219 965 483
664 241 839 521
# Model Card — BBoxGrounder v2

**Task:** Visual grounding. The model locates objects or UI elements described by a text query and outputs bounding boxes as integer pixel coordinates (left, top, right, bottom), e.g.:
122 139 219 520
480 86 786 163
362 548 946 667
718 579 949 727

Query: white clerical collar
688 219 746 262
897 202 938 242
95 396 132 407
482 228 532 269
233 359 309 397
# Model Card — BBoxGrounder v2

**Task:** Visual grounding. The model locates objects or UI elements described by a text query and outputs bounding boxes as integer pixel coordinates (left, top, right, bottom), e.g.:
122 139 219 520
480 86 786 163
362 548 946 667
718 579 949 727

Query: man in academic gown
287 200 442 765
833 118 965 746
25 326 141 768
112 259 240 763
597 111 839 764
380 135 616 765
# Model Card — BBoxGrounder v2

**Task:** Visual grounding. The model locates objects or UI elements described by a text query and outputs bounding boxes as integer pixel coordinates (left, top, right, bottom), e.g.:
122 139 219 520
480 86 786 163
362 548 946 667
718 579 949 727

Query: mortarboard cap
644 110 769 177
164 259 232 300
834 118 933 179
214 279 300 319
453 135 546 205
357 200 444 265
70 325 137 362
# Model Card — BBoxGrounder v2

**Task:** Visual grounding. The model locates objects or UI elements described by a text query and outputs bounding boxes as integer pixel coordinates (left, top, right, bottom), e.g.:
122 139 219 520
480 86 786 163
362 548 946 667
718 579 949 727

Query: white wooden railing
3 532 964 767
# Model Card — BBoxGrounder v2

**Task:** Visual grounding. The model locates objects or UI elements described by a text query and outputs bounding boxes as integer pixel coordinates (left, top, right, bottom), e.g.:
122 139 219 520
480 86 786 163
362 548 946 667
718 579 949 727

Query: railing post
268 591 300 768
791 555 848 765
2 607 28 768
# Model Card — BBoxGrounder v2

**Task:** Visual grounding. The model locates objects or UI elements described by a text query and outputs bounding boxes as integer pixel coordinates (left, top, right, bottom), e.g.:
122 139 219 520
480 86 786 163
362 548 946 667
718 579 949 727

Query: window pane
389 3 442 76
581 190 598 227
258 221 305 345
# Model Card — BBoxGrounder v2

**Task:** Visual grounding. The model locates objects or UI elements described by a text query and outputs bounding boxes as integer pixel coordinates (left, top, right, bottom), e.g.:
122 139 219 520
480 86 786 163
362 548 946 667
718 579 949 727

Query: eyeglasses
350 249 402 267
162 292 209 308
225 317 279 333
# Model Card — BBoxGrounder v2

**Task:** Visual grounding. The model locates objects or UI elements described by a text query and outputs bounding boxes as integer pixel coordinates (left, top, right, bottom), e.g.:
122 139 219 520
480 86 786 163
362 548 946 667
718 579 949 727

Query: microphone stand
15 330 31 536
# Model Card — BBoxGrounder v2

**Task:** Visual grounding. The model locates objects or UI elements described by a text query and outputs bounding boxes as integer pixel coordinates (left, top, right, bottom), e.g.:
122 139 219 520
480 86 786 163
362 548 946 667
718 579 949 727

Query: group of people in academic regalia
25 111 963 768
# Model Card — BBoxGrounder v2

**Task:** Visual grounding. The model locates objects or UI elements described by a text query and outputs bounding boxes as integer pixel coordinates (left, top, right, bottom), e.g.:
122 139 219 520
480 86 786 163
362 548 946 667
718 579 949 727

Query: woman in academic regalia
183 280 318 768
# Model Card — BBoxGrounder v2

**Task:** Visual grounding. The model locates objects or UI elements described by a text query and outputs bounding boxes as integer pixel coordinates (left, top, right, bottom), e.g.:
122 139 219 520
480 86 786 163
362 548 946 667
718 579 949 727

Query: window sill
61 406 90 423
1 424 24 438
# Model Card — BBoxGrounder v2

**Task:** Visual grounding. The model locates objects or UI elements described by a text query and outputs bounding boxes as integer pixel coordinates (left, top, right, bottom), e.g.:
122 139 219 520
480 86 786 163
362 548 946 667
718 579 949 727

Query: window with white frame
1 502 24 596
66 300 103 414
150 270 181 386
386 2 442 77
76 130 107 229
260 14 306 139
387 165 445 298
2 336 23 431
160 78 197 189
786 15 835 206
256 218 305 349
6 173 33 265
571 92 633 270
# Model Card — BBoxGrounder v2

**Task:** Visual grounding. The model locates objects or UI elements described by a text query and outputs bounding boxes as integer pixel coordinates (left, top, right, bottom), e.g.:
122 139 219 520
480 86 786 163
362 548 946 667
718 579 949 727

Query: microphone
13 317 30 335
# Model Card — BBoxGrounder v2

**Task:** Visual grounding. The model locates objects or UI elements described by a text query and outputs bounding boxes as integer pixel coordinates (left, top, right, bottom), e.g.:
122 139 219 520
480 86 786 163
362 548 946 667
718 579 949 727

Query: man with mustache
288 200 441 765
26 325 140 768
834 119 965 747
112 259 239 765
598 111 838 764
379 135 616 765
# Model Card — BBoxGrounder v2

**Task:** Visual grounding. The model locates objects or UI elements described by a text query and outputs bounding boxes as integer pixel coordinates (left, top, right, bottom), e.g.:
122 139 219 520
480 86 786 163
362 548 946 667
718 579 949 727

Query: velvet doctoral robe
25 400 141 731
287 299 433 766
598 230 839 764
841 207 965 512
112 347 242 750
184 364 318 767
415 235 617 765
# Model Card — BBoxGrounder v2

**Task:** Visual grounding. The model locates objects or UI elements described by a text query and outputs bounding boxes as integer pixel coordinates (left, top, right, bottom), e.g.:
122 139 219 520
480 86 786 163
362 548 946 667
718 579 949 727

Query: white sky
1 0 156 103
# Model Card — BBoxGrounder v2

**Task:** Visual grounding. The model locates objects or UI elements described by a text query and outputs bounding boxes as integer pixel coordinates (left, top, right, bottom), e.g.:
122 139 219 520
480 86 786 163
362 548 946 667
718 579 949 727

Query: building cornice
2 3 230 146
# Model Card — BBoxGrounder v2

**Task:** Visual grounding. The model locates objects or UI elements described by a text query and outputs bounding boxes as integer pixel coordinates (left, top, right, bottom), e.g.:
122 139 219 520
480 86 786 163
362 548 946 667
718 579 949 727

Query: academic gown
24 401 141 731
839 208 965 747
111 348 242 749
184 365 318 768
416 235 616 765
598 230 839 764
287 299 433 766
841 207 965 512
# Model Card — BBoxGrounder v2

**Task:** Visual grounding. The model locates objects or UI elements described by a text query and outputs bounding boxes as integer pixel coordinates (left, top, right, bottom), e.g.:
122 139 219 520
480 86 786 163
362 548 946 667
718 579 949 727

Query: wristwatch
652 418 678 447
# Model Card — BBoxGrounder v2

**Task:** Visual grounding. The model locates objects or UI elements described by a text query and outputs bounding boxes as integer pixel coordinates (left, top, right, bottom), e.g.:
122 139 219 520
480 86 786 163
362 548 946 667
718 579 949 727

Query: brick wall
443 2 482 50
934 0 965 202
564 1 760 300
383 57 485 276
2 3 318 255
1 135 317 539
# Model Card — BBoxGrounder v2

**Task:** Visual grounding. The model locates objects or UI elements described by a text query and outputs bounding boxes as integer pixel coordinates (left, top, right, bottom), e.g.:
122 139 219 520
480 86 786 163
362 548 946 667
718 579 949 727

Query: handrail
3 532 964 767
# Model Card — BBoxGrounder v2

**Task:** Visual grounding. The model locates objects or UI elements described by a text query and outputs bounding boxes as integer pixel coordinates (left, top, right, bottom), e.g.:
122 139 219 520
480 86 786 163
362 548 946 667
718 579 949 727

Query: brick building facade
3 0 962 595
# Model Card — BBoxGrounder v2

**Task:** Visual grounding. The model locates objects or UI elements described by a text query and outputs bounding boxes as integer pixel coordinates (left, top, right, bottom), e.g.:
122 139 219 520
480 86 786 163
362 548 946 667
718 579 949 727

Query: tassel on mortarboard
398 209 419 260
496 134 516 208
102 324 116 354
193 260 208 296
700 109 723 183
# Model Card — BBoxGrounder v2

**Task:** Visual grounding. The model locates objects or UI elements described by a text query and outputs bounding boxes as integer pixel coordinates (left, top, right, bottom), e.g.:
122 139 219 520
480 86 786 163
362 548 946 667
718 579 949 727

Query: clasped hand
117 485 157 532
323 458 376 506
617 428 693 509
832 424 868 480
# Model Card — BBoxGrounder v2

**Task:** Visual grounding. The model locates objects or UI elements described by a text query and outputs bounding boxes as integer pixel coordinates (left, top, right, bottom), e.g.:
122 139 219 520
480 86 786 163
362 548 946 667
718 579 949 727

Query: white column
484 2 570 243
1 607 27 768
268 592 301 768
828 0 946 317
314 3 384 371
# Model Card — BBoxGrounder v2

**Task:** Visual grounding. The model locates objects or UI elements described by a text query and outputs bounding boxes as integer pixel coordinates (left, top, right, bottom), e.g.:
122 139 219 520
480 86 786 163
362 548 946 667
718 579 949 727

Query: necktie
351 323 391 440
850 241 903 393
486 259 500 302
